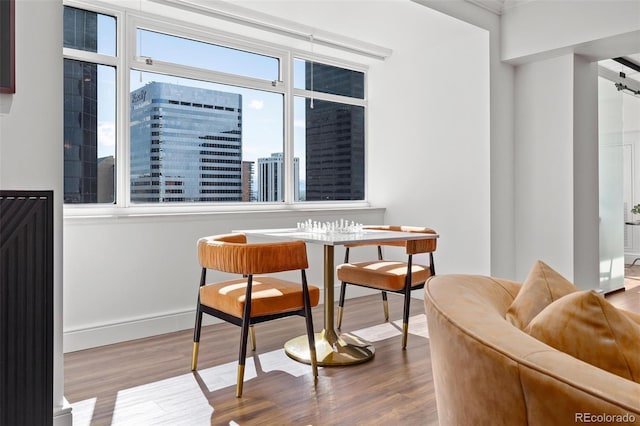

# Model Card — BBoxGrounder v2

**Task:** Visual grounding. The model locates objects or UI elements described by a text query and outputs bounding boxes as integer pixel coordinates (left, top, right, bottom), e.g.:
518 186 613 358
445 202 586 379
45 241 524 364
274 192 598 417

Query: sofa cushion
525 290 640 383
505 260 578 329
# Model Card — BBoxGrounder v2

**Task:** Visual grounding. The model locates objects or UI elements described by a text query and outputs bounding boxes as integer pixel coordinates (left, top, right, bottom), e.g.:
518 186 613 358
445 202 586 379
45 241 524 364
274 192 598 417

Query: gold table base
285 329 375 366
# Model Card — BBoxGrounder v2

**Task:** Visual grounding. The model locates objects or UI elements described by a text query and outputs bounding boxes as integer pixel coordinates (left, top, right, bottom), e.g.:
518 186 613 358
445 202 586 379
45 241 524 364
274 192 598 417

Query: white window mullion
292 89 367 108
118 10 139 208
283 51 295 205
130 58 284 94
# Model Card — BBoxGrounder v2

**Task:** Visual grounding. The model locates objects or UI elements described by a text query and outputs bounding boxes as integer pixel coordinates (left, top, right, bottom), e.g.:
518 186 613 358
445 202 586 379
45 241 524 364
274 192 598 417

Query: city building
241 161 255 201
130 82 243 203
257 152 300 201
63 7 98 203
304 62 365 201
97 156 114 203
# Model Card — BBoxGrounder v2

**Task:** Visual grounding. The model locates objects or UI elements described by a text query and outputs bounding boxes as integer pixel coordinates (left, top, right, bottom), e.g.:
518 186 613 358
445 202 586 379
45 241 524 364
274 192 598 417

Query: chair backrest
347 225 438 254
197 233 308 275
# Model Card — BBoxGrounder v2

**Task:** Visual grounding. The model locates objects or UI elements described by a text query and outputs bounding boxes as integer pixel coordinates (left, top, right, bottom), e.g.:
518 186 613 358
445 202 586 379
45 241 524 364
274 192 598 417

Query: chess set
296 219 364 234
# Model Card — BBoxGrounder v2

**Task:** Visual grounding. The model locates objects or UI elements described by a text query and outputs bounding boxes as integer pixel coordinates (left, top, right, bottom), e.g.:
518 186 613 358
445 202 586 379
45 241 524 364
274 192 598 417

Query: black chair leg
337 247 351 330
236 277 253 397
191 305 203 371
237 316 251 397
337 281 347 329
192 267 207 371
402 287 411 349
302 270 318 378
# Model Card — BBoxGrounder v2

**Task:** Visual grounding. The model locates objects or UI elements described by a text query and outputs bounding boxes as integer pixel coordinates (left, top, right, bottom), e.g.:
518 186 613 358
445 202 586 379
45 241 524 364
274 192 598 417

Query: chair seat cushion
200 276 320 318
337 261 431 291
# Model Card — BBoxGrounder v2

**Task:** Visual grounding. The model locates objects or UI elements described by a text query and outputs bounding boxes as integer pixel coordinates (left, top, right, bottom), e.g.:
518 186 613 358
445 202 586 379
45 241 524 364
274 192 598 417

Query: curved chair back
359 225 437 254
198 233 308 275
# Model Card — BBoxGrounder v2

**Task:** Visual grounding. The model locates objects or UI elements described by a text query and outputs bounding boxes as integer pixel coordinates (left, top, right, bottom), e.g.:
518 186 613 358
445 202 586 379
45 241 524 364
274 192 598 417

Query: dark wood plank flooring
65 281 639 426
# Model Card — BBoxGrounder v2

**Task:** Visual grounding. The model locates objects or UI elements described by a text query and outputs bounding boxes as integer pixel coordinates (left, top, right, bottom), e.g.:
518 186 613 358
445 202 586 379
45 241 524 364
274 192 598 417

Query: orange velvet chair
191 233 320 397
336 225 437 348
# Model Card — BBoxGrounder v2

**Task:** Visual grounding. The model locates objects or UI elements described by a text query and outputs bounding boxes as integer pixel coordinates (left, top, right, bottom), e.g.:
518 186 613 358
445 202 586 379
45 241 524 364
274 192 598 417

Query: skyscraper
257 153 300 202
63 7 98 203
304 62 365 201
130 82 243 203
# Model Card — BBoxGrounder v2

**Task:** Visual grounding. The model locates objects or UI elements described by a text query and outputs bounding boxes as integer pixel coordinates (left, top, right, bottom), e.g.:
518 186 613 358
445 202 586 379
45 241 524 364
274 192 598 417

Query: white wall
63 0 493 351
514 55 575 280
63 209 385 351
598 77 625 292
512 54 600 288
361 3 491 276
572 56 601 289
412 0 516 279
0 0 70 424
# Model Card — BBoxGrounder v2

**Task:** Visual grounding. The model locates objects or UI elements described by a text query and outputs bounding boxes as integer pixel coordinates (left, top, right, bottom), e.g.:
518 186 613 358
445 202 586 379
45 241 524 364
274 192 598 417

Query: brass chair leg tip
191 342 199 371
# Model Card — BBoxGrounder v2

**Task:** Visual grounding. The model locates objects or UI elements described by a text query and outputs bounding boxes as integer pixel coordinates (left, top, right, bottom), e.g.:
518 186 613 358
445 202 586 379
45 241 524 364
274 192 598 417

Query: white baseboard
63 309 208 353
53 399 73 426
63 286 420 352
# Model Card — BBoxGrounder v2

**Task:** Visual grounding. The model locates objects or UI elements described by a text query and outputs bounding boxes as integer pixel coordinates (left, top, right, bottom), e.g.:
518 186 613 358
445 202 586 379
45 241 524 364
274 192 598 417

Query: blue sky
97 25 309 172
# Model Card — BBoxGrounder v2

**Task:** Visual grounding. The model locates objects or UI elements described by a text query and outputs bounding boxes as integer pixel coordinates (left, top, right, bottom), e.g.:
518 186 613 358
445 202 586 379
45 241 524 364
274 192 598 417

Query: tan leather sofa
424 274 640 426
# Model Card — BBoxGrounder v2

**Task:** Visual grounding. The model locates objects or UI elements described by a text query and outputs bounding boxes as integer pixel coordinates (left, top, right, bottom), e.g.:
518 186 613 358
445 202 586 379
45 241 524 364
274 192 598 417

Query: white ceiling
465 0 532 15
464 0 640 94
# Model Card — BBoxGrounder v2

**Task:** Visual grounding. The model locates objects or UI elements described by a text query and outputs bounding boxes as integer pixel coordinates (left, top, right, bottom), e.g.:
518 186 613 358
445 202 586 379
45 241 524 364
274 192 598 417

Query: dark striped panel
0 191 53 426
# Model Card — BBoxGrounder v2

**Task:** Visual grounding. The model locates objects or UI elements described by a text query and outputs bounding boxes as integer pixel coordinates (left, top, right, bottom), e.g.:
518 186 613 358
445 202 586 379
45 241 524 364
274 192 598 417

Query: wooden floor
65 279 640 426
65 294 437 426
614 264 640 313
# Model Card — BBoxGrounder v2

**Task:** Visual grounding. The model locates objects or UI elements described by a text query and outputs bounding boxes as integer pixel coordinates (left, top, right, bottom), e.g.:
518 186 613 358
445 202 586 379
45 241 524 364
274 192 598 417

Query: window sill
63 201 384 223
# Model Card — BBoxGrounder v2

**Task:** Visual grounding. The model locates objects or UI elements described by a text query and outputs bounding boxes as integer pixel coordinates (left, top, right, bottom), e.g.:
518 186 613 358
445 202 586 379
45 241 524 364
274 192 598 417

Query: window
137 29 279 81
63 3 367 208
129 71 283 204
63 6 116 204
293 59 365 201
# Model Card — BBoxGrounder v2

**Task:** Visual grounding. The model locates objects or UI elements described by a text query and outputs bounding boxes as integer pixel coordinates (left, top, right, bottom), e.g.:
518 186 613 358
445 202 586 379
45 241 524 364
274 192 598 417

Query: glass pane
137 29 279 81
294 59 364 99
63 6 116 56
294 97 364 201
130 71 284 203
64 60 116 203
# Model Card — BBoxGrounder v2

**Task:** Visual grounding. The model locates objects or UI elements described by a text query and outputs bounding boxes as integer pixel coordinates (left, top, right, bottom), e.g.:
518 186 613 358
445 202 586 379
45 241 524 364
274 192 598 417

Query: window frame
63 0 369 217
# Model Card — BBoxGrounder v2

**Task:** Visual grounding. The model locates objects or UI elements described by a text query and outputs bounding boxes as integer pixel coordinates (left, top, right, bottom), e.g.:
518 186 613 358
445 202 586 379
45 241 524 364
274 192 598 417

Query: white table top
235 227 439 246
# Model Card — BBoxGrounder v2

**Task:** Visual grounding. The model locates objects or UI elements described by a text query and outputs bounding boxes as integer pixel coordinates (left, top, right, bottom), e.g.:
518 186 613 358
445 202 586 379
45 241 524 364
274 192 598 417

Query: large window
63 3 367 207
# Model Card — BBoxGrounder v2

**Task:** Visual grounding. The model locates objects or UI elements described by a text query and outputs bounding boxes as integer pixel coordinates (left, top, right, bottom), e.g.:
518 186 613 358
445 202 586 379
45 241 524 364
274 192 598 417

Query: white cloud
249 99 264 110
294 119 305 128
98 122 116 157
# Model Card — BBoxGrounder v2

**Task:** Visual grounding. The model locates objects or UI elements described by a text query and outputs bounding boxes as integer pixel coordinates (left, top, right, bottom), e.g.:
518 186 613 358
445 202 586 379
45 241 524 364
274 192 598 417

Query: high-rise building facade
130 82 243 203
63 7 98 203
241 161 255 201
257 153 299 202
304 63 365 201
